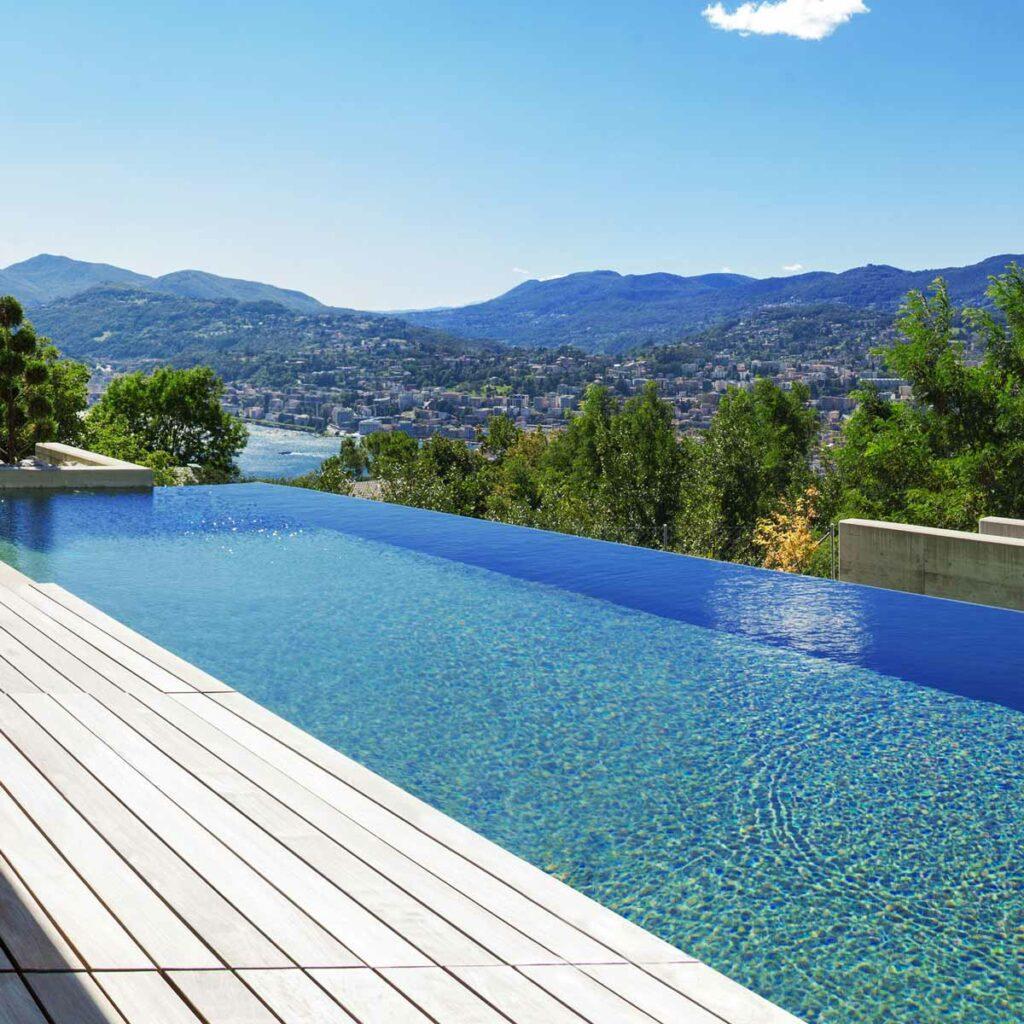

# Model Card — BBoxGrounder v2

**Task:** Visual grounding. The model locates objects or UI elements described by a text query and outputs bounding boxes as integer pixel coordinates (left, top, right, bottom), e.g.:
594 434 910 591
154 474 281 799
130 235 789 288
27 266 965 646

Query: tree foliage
86 366 247 478
827 267 1024 529
0 297 55 462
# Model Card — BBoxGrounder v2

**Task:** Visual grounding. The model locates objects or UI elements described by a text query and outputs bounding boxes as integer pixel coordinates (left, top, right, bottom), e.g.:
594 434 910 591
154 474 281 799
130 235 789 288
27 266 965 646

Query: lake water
236 424 342 479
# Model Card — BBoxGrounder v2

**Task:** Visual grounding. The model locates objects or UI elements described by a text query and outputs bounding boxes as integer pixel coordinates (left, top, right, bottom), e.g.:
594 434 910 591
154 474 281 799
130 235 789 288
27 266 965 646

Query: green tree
603 382 684 547
337 436 369 479
86 366 246 476
678 378 818 563
364 430 418 480
285 454 355 495
382 434 488 516
827 267 1024 529
41 344 90 447
0 297 56 463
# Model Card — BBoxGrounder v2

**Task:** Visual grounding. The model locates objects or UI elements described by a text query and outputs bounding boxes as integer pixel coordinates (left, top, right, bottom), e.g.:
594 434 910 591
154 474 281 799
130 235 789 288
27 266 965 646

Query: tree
285 455 354 495
364 430 418 480
41 344 90 447
86 366 246 475
602 382 684 547
827 267 1024 529
677 378 819 563
337 436 369 479
0 297 56 463
382 435 488 516
754 486 822 574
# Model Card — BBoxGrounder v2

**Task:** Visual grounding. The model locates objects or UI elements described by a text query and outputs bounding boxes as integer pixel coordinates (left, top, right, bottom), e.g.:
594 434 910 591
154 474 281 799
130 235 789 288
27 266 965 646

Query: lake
236 424 343 479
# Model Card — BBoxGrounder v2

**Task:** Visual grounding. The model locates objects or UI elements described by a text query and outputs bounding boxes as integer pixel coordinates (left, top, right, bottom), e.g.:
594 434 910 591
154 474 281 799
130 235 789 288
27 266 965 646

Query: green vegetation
85 366 247 484
825 265 1024 530
288 265 1024 576
0 296 88 463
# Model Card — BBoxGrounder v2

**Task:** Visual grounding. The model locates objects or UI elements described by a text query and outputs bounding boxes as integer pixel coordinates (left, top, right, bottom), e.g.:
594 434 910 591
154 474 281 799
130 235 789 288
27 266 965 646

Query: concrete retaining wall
839 518 1024 611
978 516 1024 540
0 443 153 489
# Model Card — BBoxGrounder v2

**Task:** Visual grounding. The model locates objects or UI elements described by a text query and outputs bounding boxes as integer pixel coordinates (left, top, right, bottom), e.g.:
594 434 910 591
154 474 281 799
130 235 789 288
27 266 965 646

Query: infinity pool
0 484 1021 1024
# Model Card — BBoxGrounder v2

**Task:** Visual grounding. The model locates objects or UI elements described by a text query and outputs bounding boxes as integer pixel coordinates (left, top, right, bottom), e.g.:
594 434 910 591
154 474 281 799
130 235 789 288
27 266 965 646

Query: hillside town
209 343 905 445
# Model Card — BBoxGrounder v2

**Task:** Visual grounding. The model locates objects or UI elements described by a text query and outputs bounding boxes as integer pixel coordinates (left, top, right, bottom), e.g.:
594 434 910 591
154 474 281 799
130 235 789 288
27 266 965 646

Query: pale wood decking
0 574 804 1024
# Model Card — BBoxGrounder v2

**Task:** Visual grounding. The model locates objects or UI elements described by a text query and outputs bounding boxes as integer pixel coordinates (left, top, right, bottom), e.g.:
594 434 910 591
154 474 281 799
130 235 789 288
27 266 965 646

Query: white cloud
702 0 869 40
512 267 533 277
783 262 805 272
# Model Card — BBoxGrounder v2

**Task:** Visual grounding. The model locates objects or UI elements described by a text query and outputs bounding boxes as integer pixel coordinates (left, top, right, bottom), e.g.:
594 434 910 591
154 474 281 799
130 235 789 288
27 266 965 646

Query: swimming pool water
0 484 1021 1024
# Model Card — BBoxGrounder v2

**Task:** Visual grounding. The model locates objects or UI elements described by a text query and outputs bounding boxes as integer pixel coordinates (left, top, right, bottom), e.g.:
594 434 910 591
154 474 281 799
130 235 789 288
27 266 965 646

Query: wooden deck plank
451 966 590 1024
187 694 628 966
310 969 434 1023
0 590 176 700
517 965 660 1024
238 969 355 1023
0 731 217 970
381 968 508 1023
12 694 357 970
168 971 280 1024
210 691 689 966
55 691 429 970
0 697 289 970
645 963 804 1024
580 964 724 1023
0 626 78 695
87 685 512 969
0 603 135 700
0 661 40 696
27 973 128 1024
0 787 151 971
93 972 202 1024
137 689 560 967
0 975 47 1024
12 588 198 695
0 854 83 971
34 584 232 693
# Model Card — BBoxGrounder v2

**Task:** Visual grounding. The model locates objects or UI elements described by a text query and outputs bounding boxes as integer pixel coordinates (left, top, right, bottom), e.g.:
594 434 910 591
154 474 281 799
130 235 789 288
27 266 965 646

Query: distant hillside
0 254 326 314
405 255 1022 351
28 287 475 366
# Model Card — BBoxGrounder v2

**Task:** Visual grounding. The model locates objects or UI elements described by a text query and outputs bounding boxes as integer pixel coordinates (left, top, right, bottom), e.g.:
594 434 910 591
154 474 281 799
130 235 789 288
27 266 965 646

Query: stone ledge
0 443 154 489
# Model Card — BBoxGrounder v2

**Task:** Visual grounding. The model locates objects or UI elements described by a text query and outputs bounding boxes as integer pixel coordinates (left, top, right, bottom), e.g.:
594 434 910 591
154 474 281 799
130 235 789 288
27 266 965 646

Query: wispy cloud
702 0 869 41
783 262 805 272
512 267 533 277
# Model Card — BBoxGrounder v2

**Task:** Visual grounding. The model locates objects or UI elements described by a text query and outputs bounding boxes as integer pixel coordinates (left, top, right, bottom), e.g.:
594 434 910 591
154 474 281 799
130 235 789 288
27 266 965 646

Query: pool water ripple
0 485 1021 1024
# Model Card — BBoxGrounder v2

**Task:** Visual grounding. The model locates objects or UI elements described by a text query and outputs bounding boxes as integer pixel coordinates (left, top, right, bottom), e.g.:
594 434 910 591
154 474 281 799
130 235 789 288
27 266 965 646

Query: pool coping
0 560 805 1023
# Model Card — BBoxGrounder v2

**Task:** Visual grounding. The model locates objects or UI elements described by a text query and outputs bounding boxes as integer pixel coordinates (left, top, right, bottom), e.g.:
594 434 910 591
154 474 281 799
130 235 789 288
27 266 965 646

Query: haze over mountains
3 252 1019 361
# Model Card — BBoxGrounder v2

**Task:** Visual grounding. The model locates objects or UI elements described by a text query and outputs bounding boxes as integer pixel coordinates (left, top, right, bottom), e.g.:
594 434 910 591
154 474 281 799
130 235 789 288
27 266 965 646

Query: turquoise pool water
0 485 1021 1024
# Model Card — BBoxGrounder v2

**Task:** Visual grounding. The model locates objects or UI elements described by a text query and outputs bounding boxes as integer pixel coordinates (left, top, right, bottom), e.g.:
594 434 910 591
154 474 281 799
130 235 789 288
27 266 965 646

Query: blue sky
2 1 1021 309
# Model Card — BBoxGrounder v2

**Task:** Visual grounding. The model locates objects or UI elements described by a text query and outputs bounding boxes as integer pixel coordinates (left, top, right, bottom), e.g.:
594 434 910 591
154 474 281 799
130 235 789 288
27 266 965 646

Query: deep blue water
0 484 1021 1024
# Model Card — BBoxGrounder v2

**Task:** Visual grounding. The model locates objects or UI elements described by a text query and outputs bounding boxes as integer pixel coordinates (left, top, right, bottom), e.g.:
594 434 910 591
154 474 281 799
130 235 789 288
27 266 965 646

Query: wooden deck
0 572 804 1024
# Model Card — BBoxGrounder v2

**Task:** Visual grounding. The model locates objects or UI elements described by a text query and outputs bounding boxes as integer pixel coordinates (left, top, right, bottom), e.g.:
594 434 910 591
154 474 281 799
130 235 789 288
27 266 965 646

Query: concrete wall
0 443 153 489
978 516 1024 541
839 519 1024 611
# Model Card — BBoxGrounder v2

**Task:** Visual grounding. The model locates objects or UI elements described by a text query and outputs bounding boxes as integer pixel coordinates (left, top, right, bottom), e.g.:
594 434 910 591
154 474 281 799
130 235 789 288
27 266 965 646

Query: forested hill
0 254 326 313
404 255 1022 351
28 287 480 366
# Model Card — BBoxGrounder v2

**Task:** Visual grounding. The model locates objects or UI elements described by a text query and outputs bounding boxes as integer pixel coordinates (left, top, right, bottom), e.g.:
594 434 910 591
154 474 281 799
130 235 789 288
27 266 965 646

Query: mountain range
403 255 1022 351
2 252 1019 361
0 254 326 313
